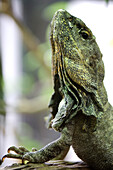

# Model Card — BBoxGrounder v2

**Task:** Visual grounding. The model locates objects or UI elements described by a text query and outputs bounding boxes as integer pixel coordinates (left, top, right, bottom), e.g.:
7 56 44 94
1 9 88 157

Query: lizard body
1 9 113 170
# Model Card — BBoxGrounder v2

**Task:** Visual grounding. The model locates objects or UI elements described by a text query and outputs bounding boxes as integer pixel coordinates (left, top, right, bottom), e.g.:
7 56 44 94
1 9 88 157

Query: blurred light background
0 0 113 166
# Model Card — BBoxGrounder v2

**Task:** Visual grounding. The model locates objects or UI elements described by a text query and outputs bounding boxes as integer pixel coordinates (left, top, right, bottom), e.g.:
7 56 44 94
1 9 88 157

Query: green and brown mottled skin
1 9 113 170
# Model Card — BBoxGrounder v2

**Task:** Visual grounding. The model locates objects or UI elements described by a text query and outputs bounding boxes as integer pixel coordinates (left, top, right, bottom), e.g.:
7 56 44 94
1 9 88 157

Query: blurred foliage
43 1 68 20
105 0 109 3
17 122 43 151
0 55 5 115
21 1 68 98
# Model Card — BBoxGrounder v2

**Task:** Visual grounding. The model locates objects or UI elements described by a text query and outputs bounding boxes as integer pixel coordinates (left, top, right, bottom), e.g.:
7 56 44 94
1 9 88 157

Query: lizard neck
97 83 108 106
76 83 108 118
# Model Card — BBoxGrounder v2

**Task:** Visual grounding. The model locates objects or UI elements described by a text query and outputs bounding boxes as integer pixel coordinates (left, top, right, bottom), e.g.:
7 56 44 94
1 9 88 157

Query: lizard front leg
1 126 73 164
22 138 70 163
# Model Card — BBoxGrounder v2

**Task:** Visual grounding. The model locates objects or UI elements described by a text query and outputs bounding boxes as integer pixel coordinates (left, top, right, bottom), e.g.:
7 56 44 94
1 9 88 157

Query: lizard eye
80 30 89 40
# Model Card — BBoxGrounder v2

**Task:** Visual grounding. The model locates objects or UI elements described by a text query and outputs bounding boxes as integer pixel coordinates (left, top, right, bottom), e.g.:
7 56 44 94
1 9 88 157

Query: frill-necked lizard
1 9 113 170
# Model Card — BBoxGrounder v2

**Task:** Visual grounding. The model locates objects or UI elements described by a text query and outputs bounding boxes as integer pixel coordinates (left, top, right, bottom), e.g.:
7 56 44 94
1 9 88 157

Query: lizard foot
1 146 38 164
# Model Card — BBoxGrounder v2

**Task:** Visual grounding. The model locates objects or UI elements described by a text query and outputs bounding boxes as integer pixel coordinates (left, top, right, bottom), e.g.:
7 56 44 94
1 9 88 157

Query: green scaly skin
1 10 113 170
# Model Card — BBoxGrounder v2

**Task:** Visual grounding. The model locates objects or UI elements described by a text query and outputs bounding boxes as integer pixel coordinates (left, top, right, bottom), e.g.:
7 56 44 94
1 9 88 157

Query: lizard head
49 10 107 130
50 9 104 93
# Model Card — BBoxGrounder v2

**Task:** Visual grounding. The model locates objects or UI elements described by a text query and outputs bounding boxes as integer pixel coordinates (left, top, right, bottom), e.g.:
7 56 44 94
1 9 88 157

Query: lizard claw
2 153 23 161
1 146 30 164
1 146 38 164
0 158 3 165
7 146 29 155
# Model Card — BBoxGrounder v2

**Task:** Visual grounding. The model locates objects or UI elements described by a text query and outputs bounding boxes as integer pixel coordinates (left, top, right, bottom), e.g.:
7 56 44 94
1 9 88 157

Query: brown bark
2 160 91 170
